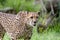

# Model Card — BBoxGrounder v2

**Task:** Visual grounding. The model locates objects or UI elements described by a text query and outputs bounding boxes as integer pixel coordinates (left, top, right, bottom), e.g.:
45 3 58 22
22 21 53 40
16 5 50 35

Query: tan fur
0 11 39 40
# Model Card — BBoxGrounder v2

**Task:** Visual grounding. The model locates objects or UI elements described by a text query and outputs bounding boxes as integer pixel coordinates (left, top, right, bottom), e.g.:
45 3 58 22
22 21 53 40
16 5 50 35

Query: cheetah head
16 11 40 27
26 12 39 27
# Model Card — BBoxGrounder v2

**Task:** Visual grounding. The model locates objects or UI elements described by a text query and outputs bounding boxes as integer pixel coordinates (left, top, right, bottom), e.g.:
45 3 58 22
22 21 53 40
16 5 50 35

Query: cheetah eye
36 17 38 18
30 16 33 19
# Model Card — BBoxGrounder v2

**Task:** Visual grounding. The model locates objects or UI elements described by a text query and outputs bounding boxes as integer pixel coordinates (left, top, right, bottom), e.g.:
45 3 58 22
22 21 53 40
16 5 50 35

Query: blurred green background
0 0 60 40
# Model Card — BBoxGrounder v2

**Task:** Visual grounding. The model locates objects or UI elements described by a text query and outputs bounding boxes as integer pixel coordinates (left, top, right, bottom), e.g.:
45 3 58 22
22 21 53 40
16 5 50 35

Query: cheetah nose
34 21 36 23
34 21 36 26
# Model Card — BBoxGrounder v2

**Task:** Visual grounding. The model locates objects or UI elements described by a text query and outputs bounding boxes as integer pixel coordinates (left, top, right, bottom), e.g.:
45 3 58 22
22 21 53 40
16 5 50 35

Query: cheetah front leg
24 28 32 40
0 24 6 40
6 32 17 40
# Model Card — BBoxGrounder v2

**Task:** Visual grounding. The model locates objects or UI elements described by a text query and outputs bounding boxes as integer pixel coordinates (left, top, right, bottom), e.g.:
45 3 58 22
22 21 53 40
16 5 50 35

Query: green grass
0 0 41 12
3 33 11 40
31 23 60 40
31 31 60 40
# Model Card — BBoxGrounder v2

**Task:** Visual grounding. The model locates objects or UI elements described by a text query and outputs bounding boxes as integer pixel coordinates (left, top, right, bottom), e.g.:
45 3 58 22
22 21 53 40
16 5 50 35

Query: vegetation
0 0 41 12
0 0 60 40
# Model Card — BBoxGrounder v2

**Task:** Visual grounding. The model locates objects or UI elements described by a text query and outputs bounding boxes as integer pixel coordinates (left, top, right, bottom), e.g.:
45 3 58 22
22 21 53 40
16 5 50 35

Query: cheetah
0 11 39 40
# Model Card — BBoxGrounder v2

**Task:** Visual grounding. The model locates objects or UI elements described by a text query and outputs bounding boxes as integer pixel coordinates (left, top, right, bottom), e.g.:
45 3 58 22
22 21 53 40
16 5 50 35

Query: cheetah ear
38 11 40 16
16 11 28 19
25 11 29 14
16 11 22 19
26 11 29 14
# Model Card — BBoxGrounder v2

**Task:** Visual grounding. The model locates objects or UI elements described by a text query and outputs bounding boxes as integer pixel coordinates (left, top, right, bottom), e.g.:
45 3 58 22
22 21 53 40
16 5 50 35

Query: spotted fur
0 11 39 40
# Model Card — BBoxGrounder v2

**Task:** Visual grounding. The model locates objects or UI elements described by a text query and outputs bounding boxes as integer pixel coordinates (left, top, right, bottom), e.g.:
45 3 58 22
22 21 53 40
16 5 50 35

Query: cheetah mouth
33 24 36 26
31 23 37 27
26 23 36 27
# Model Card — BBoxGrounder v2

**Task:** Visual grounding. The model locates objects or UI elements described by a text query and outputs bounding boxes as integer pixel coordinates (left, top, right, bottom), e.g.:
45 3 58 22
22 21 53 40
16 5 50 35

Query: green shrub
3 0 41 12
